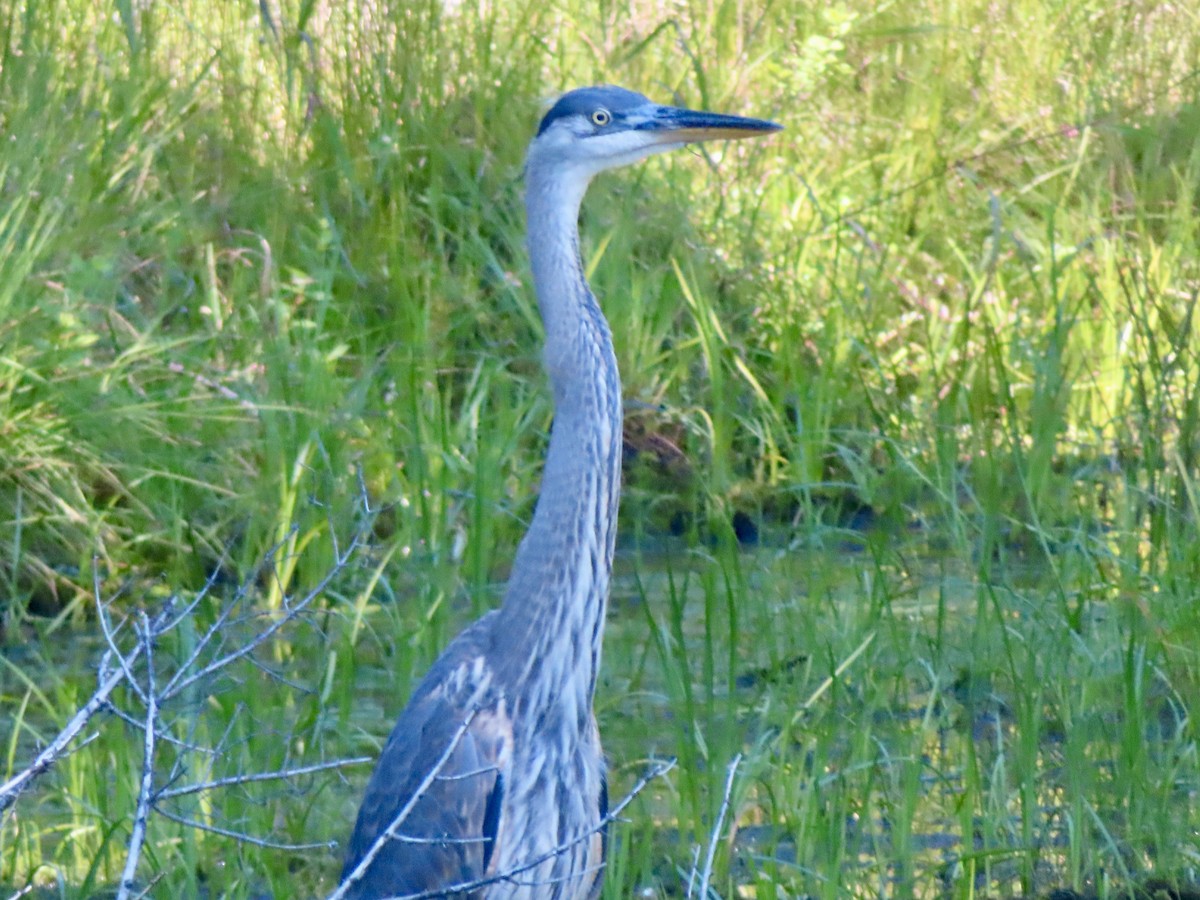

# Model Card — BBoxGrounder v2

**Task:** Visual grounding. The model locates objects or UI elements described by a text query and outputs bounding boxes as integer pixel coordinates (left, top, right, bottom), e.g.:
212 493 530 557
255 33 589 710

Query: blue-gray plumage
338 86 780 899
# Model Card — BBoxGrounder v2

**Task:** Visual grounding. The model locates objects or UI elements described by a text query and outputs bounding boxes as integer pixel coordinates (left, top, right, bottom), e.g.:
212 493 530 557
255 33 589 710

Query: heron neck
496 166 622 709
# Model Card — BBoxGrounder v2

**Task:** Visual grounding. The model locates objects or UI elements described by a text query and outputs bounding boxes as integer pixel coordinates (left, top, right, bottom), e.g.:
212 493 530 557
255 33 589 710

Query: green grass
2 0 1200 896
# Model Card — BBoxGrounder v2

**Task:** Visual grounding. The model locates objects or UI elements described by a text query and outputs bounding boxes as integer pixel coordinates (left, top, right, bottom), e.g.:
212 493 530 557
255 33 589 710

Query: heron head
527 85 781 181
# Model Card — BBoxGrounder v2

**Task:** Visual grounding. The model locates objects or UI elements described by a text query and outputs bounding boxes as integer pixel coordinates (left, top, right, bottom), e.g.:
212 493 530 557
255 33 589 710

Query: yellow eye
591 108 612 127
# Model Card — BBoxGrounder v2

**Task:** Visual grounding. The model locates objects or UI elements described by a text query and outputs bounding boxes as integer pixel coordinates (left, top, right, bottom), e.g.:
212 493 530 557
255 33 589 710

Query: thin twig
117 613 159 900
128 871 165 900
157 756 372 801
695 752 741 900
104 704 213 753
3 495 376 868
159 531 294 701
0 647 138 813
330 705 483 900
163 528 365 702
92 570 147 708
157 561 225 635
154 807 336 851
392 757 677 900
685 845 702 899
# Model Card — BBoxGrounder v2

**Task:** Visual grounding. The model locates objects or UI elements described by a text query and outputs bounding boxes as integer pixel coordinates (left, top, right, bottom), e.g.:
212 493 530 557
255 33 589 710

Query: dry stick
330 706 483 900
117 614 159 900
156 555 230 637
94 587 147 708
2 505 372 823
163 526 366 703
685 845 703 899
0 569 154 812
3 497 377 876
156 756 372 802
0 646 137 813
159 530 296 702
128 871 165 900
694 752 742 900
154 806 336 851
391 757 677 900
104 703 213 753
479 859 607 895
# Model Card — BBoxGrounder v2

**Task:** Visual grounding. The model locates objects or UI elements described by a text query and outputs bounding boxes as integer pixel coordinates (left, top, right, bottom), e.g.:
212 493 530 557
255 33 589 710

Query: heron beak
646 105 783 144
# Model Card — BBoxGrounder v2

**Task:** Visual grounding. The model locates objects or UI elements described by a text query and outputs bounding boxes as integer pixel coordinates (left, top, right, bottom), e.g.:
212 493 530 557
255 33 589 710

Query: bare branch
245 652 314 693
163 526 366 702
127 871 164 900
158 530 295 702
154 807 337 851
330 705 483 900
377 757 677 900
93 570 147 708
434 763 500 782
117 613 159 900
0 647 138 813
693 752 742 900
157 756 372 801
153 553 230 638
3 487 379 869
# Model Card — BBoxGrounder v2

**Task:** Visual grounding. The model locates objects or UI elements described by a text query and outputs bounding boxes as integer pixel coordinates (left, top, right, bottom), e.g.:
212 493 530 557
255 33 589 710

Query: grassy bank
1 0 1198 896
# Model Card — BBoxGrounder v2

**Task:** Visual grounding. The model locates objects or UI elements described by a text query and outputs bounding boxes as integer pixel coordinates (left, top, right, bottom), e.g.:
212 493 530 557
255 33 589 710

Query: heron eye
590 108 612 127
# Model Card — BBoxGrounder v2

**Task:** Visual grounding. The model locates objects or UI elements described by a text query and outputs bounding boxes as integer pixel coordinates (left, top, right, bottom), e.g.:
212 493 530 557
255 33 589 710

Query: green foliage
2 0 1199 895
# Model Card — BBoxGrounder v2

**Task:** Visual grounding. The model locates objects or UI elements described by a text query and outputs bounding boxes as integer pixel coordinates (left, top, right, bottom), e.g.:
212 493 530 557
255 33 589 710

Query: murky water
3 533 1196 897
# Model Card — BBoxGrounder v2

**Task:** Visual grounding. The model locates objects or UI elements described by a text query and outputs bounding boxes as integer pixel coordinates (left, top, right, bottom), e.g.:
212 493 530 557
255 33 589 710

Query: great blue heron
338 85 780 899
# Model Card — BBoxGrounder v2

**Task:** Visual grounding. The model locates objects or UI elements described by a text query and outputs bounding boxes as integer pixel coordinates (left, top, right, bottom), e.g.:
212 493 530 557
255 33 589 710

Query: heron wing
340 617 511 899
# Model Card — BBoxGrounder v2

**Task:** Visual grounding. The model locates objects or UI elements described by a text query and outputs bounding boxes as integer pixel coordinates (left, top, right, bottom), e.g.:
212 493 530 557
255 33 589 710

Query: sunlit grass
2 0 1199 896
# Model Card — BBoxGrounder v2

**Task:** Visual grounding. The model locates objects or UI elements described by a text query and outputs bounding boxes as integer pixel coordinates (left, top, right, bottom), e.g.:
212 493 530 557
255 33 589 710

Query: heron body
339 86 780 899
